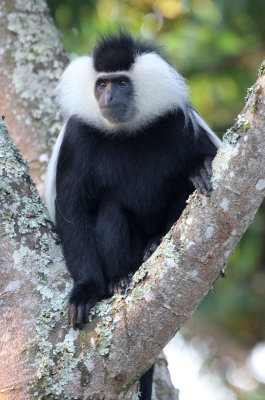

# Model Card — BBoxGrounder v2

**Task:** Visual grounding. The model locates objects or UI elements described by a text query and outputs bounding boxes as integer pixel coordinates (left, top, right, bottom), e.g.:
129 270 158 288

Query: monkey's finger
143 251 150 262
84 299 99 323
66 303 73 324
204 157 213 177
120 277 130 294
76 304 85 330
114 282 120 294
198 176 209 196
143 242 159 261
190 175 209 196
68 303 78 330
114 276 130 294
199 168 212 192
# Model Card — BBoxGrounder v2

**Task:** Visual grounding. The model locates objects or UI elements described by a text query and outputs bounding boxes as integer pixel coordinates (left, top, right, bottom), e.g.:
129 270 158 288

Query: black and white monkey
45 32 221 399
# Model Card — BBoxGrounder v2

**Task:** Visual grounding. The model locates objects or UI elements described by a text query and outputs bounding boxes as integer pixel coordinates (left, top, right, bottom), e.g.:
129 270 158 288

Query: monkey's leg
56 206 107 330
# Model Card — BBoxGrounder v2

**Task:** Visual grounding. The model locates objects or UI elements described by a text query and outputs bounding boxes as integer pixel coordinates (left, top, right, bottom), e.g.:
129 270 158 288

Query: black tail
139 365 154 400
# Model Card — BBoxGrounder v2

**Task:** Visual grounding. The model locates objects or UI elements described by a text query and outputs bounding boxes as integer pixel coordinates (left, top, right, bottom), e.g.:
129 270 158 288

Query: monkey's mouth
100 105 130 124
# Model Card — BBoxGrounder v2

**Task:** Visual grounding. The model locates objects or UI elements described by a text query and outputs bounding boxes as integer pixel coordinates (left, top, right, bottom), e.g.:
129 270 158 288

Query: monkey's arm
52 122 109 329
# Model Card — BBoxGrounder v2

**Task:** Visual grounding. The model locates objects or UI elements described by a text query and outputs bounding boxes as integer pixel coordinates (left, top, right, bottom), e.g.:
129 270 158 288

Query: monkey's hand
67 282 106 330
189 156 214 197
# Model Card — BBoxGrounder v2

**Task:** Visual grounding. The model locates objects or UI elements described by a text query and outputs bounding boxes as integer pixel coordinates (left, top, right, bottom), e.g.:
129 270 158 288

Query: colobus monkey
45 31 221 399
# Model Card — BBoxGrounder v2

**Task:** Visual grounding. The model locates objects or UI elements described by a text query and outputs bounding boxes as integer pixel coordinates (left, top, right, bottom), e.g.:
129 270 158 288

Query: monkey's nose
106 91 114 104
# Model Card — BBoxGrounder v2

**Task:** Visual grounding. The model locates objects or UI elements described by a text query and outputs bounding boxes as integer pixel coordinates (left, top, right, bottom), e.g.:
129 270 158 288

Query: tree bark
0 62 264 398
0 0 68 196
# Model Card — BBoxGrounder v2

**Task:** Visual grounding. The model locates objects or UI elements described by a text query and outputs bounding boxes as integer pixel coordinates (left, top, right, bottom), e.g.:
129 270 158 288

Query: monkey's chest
91 144 183 216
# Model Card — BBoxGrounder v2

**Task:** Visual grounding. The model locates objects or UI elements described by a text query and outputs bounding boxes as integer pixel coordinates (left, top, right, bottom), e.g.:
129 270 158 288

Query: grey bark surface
0 62 264 398
0 0 68 195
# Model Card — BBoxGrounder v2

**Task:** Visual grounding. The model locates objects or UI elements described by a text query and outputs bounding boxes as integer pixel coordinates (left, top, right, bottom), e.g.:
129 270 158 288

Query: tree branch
0 62 264 398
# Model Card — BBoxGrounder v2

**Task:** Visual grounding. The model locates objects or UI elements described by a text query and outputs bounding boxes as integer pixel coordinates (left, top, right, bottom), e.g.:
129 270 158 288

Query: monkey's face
94 74 136 124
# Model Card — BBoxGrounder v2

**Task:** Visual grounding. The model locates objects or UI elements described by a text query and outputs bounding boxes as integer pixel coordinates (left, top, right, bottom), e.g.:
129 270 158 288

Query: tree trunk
0 63 264 398
0 0 68 196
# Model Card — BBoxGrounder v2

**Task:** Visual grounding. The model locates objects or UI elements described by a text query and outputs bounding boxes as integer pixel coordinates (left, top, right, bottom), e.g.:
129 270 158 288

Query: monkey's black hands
189 156 214 197
67 282 105 330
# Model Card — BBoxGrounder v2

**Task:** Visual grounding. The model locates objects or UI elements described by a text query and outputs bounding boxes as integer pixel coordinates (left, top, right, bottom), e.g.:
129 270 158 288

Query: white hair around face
56 52 190 133
130 53 189 130
57 56 104 129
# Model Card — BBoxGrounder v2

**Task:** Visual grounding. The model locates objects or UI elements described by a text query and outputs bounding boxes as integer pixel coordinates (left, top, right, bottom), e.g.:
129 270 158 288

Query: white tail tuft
44 123 66 222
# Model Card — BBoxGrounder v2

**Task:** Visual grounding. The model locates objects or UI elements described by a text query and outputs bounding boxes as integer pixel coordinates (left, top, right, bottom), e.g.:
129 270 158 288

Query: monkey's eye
119 80 127 87
98 80 106 89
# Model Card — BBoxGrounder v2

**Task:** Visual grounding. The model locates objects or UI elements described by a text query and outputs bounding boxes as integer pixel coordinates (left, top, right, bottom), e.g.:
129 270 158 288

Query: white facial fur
57 52 190 133
57 56 103 128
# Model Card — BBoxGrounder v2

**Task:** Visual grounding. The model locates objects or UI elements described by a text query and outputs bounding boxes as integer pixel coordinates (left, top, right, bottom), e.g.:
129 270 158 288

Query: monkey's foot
108 275 131 296
67 283 106 330
143 236 162 262
189 156 214 197
67 298 99 330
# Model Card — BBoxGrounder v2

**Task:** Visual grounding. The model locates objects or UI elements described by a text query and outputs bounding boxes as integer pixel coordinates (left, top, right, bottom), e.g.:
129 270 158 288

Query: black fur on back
92 30 162 72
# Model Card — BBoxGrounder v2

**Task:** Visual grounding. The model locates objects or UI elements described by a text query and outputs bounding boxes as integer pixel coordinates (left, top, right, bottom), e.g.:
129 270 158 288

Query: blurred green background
47 1 265 398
